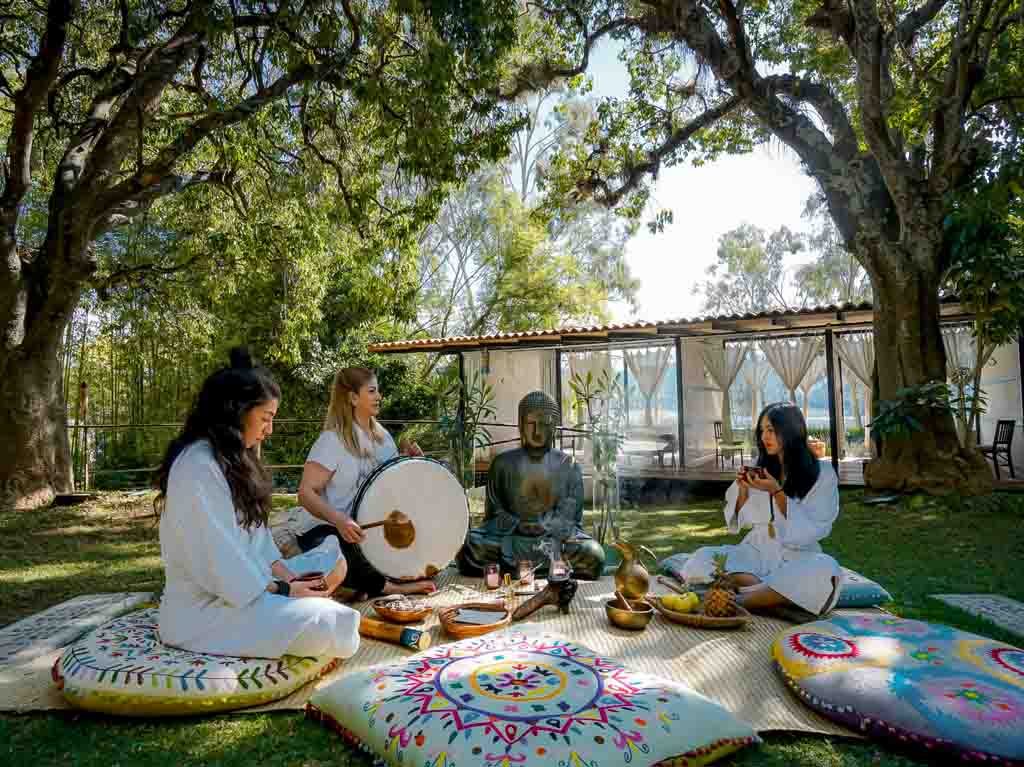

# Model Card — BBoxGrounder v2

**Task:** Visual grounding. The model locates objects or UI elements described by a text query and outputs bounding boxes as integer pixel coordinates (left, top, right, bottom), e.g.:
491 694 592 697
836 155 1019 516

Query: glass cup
517 559 535 588
484 563 501 590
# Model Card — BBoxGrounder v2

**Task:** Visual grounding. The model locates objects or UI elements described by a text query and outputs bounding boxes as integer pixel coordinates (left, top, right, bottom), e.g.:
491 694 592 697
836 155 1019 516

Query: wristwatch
273 579 291 597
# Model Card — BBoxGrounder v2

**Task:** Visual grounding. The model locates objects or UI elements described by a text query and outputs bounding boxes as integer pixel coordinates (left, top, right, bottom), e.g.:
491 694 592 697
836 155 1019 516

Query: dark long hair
755 402 821 499
154 347 281 528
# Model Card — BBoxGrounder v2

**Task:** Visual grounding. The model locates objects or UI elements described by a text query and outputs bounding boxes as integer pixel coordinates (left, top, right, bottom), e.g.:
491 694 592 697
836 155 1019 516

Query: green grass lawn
2 489 1023 767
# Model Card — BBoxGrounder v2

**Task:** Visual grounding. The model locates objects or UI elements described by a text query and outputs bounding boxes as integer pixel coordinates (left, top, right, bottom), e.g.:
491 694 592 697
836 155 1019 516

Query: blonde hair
324 367 387 457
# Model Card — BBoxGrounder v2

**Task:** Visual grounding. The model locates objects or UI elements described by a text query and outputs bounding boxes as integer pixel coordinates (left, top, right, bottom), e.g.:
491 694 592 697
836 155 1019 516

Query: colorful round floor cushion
53 608 339 716
773 613 1024 764
308 627 760 767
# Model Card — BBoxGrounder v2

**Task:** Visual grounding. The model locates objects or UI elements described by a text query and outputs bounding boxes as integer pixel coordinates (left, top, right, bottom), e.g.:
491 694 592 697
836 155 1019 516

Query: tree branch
1 0 73 351
896 0 951 47
574 95 742 207
499 10 647 99
92 252 208 297
95 170 234 234
1 0 72 212
73 3 214 202
93 0 363 227
763 74 857 155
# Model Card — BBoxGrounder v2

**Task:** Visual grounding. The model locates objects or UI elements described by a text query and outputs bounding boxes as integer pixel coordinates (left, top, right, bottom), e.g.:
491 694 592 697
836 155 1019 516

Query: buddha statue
457 390 606 581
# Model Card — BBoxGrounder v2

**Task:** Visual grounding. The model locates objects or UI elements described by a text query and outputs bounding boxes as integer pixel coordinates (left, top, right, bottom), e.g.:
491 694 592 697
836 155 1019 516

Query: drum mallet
359 616 431 651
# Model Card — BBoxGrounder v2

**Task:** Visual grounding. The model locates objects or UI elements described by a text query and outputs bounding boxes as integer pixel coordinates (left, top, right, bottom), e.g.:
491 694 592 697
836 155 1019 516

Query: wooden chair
655 433 678 468
714 421 744 469
980 419 1016 480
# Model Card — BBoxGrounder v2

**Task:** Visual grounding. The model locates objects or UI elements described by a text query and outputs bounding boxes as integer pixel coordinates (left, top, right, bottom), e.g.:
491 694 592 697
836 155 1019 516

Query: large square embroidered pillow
54 608 339 716
307 628 759 766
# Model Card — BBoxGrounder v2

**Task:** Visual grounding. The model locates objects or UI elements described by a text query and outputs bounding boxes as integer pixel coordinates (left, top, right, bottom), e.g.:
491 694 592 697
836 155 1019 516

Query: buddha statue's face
521 410 555 451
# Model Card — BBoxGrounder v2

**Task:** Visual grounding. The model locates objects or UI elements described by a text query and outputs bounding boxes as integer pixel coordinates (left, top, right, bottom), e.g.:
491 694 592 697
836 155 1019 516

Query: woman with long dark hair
155 348 360 658
680 402 844 615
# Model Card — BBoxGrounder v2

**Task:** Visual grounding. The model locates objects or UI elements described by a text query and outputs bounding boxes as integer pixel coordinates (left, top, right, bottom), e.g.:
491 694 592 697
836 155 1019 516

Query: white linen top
719 460 840 574
158 441 282 647
294 425 398 534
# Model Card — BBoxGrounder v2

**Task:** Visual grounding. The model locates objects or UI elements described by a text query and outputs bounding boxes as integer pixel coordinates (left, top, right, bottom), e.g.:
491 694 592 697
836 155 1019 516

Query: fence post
77 382 90 491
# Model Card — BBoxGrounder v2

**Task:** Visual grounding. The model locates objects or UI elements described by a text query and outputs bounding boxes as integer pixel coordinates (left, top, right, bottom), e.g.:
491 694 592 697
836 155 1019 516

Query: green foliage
438 370 497 487
794 194 872 306
943 165 1024 352
869 381 955 440
695 223 802 314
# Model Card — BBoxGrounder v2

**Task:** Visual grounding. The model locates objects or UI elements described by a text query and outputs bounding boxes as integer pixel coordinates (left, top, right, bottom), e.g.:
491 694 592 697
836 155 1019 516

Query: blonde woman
295 367 435 599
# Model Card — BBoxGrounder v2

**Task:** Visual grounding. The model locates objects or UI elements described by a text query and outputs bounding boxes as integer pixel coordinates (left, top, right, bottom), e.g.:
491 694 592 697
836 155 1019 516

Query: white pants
160 538 361 659
682 545 844 615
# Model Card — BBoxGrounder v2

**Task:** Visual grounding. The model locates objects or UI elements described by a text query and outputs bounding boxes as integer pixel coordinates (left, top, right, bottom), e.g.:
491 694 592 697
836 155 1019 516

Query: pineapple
703 554 738 617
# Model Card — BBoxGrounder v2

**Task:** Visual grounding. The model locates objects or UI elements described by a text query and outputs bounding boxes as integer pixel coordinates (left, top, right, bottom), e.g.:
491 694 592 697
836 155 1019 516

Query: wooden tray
649 595 752 630
438 601 511 639
371 598 432 624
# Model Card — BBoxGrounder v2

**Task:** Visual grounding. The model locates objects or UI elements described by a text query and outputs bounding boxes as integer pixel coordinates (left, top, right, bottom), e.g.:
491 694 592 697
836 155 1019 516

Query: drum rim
351 455 469 523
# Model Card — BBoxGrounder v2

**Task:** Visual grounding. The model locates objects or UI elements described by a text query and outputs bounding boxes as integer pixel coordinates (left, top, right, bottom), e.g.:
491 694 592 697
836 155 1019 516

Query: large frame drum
352 457 469 581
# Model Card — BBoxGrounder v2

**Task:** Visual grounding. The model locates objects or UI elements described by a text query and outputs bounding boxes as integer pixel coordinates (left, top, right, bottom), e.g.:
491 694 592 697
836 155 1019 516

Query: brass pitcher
611 540 658 601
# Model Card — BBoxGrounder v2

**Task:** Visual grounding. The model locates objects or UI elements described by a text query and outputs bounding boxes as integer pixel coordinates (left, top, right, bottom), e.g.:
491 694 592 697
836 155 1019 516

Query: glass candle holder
517 559 535 586
549 558 570 582
484 563 500 590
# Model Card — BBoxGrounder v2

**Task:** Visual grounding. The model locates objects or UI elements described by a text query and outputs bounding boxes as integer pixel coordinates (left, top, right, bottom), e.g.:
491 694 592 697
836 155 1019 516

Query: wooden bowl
371 598 432 624
605 599 654 631
650 595 752 630
438 601 511 639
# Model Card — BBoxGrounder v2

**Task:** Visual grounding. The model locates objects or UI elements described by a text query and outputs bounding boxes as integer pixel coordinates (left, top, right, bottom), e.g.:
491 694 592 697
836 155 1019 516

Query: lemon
664 593 698 613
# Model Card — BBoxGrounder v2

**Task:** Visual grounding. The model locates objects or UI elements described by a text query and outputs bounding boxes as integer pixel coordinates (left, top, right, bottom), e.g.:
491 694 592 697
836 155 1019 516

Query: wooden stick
359 616 431 651
658 576 688 595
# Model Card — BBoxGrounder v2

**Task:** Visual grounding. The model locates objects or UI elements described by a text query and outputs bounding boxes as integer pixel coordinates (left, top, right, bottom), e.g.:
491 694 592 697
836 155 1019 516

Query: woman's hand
289 579 331 599
335 515 365 544
735 469 750 500
400 439 424 457
746 470 782 495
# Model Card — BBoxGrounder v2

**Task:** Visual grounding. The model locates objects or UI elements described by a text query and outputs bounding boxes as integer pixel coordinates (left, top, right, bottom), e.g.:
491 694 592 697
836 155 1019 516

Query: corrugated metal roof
369 298 967 353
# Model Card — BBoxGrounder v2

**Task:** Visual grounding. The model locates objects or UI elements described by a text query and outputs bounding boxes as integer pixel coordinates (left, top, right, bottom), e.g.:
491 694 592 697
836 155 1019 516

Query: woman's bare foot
382 579 437 596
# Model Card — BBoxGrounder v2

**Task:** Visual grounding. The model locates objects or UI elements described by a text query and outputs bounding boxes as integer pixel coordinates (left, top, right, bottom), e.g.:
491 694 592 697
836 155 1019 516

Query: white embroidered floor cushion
53 608 338 716
307 628 760 766
773 613 1024 763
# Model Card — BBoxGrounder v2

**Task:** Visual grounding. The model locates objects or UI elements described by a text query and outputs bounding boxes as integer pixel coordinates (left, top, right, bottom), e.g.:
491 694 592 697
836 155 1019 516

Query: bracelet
273 579 291 597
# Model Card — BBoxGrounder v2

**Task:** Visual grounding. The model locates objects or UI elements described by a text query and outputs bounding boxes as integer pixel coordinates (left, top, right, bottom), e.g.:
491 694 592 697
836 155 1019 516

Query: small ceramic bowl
605 598 654 631
371 599 432 624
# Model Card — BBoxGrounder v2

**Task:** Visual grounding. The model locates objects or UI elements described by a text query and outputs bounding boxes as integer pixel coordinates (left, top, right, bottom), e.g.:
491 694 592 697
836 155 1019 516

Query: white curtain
565 350 610 425
942 326 996 444
700 341 749 443
942 326 996 378
798 357 827 419
740 348 772 435
760 338 824 402
836 333 874 450
625 346 672 426
539 349 558 403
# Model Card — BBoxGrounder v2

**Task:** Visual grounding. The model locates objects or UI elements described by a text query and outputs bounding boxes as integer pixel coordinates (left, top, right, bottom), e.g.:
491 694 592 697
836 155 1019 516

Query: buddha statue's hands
493 509 520 535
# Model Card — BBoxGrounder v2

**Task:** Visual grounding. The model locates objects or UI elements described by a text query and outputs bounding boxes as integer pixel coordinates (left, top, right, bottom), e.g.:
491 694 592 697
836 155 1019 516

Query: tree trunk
0 343 75 509
863 263 992 495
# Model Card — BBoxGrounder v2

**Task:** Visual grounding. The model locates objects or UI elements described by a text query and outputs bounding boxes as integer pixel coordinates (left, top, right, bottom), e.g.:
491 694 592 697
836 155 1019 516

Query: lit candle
484 563 500 590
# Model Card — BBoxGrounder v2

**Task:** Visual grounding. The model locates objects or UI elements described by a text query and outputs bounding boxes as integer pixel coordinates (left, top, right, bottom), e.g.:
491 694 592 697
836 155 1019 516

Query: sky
583 42 820 323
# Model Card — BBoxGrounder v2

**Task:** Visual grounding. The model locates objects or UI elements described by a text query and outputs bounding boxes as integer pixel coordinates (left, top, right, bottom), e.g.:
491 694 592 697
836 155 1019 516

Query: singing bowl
605 599 654 631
